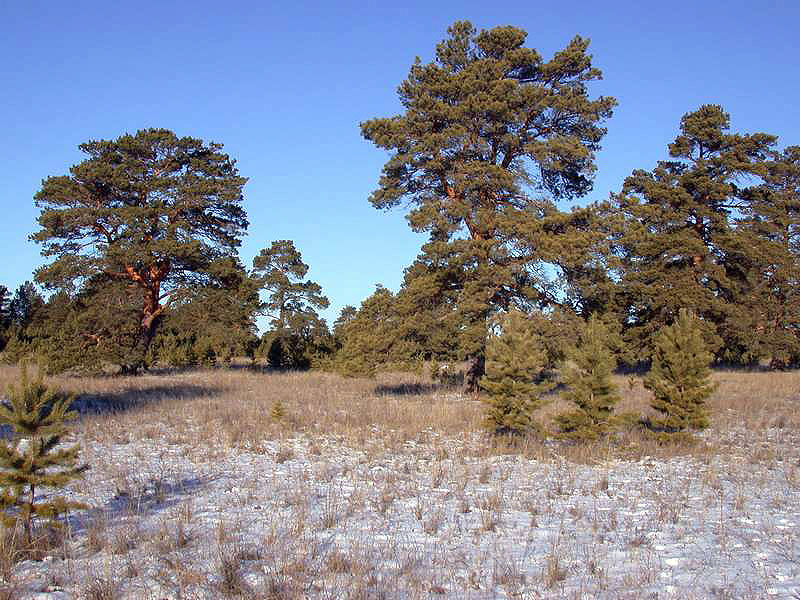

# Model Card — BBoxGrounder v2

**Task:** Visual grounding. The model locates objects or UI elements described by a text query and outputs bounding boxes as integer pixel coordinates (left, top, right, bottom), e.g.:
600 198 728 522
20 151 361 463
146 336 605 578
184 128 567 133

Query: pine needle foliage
480 311 554 436
554 315 621 440
361 21 616 390
270 400 286 422
0 367 87 543
613 105 778 363
333 286 396 378
32 129 249 373
644 309 716 434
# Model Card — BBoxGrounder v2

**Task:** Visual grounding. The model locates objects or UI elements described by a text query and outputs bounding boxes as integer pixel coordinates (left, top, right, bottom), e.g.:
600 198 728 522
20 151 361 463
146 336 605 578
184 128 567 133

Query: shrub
480 310 553 436
0 366 87 543
644 309 716 434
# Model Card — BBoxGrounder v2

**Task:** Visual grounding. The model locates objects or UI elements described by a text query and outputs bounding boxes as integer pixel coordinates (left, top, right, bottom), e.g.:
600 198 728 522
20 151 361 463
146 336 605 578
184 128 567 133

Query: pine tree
334 253 469 377
252 241 330 370
613 105 776 362
8 282 45 331
361 21 616 391
32 129 249 373
332 306 357 344
252 241 329 332
554 315 621 440
0 367 87 543
270 400 286 422
0 286 9 324
0 282 46 365
334 285 409 377
29 280 148 374
733 146 800 367
390 254 465 367
480 311 554 436
0 285 10 353
644 309 716 434
148 257 261 368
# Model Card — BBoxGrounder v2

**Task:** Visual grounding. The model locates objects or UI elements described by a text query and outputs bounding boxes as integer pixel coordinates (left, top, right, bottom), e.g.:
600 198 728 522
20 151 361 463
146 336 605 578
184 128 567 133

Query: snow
4 425 800 598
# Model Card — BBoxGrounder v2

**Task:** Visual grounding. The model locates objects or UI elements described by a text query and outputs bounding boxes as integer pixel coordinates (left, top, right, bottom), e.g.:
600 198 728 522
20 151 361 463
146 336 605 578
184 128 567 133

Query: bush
644 309 716 434
480 311 554 436
0 366 87 543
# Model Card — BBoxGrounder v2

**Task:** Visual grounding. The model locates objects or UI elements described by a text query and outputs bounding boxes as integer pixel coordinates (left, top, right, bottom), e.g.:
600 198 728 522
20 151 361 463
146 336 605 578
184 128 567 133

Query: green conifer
644 309 716 434
333 286 396 378
734 146 800 367
613 105 777 363
0 367 87 543
554 315 621 440
480 311 554 436
270 399 286 422
362 21 616 390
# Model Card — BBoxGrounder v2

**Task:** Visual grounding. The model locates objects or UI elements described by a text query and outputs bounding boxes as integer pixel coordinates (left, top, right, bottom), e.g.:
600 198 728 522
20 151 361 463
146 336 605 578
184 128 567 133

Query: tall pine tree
32 129 249 373
361 21 616 390
252 240 330 369
733 146 800 367
613 105 776 361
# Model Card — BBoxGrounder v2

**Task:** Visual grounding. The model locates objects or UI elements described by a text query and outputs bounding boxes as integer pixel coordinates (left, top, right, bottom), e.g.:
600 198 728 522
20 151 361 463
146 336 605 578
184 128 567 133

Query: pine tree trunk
464 354 485 396
124 316 159 375
24 483 34 545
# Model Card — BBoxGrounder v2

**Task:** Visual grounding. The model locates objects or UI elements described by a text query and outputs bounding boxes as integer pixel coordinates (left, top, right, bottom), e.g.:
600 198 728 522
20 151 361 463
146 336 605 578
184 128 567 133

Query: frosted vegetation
0 366 796 599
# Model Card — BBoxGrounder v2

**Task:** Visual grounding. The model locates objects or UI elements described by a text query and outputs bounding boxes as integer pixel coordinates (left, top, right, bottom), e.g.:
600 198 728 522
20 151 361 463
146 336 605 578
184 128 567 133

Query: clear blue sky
2 1 798 327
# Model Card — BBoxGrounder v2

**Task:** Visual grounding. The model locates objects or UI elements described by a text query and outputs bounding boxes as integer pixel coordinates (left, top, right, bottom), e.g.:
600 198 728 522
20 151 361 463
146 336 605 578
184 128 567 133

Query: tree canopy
3 20 799 380
361 20 616 388
252 240 331 369
31 129 249 372
733 146 800 366
252 240 329 331
612 105 798 364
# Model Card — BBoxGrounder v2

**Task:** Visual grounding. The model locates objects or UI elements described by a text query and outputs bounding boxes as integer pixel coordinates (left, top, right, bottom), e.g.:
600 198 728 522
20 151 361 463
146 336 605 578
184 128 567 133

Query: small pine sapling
554 315 621 440
644 309 716 435
270 399 286 421
429 358 441 382
0 366 87 543
480 310 554 436
430 359 458 386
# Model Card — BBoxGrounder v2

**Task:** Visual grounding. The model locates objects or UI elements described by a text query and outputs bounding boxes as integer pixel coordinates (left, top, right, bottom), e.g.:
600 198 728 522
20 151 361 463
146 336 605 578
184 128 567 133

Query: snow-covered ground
7 423 800 599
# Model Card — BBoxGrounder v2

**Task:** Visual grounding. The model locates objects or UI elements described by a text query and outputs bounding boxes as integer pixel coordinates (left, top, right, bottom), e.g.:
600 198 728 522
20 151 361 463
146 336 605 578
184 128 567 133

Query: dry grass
1 363 795 460
0 363 797 597
0 366 486 451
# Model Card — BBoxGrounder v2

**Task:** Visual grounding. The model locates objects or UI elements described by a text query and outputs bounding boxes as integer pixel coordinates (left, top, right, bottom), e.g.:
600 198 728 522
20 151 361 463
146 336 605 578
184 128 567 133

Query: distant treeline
1 21 797 378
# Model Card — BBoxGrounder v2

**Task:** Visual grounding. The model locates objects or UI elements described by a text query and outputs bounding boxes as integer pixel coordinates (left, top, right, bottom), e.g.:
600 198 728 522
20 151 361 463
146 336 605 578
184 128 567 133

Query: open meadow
3 3 800 599
0 365 797 599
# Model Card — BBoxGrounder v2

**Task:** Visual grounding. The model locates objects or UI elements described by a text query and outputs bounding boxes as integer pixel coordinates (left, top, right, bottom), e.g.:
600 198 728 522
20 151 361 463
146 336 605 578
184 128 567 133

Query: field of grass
0 364 797 598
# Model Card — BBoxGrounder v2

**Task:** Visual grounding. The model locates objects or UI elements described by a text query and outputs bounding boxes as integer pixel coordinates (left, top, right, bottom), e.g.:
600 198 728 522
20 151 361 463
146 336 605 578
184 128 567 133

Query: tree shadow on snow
64 473 221 536
0 381 224 440
374 382 453 396
70 382 223 417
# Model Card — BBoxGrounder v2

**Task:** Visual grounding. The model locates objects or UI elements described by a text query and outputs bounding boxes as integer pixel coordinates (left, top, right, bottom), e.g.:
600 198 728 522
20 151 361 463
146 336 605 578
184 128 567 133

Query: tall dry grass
0 363 797 461
0 363 796 597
